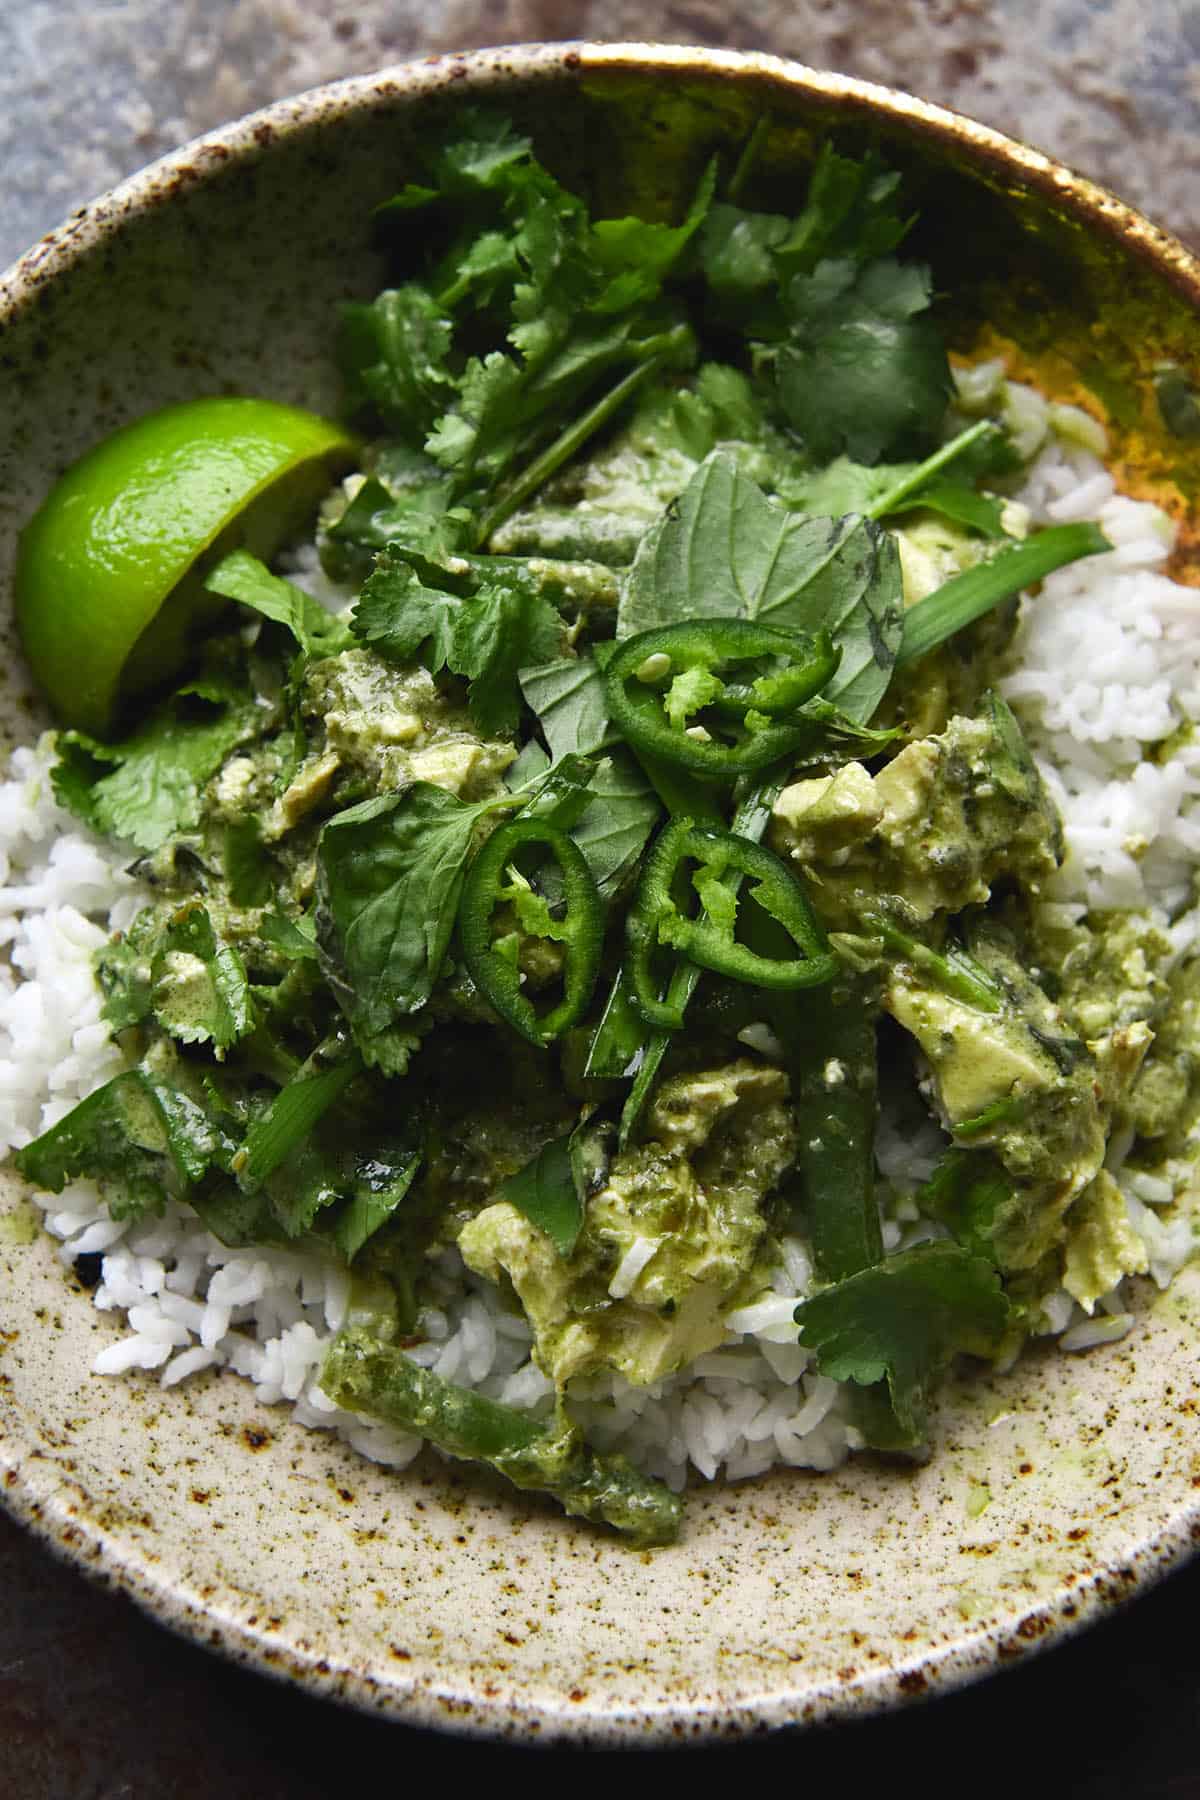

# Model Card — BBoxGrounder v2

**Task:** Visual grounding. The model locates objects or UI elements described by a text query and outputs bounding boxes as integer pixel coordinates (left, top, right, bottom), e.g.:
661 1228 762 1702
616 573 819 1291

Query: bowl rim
3 38 1200 1746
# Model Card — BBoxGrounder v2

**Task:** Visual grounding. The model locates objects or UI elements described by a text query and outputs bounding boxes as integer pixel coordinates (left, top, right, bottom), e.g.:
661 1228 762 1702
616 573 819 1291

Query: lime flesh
16 396 357 738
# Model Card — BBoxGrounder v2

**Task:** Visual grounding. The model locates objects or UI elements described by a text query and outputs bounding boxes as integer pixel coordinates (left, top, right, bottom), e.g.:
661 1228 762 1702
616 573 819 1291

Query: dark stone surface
4 0 1200 1787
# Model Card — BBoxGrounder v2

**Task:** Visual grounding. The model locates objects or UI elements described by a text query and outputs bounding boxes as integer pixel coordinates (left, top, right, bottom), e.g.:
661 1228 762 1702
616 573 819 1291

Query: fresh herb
237 1054 362 1190
316 784 507 1041
52 671 259 853
204 549 352 657
352 545 562 734
897 523 1111 666
149 902 254 1055
794 1241 1010 1447
500 1128 585 1256
519 653 612 760
14 1067 220 1221
617 454 904 725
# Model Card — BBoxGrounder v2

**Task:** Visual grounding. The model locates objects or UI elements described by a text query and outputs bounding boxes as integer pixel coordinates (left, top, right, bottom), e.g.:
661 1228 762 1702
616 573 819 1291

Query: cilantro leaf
351 548 462 666
772 143 911 276
772 257 952 464
51 675 258 853
589 160 716 314
353 545 562 736
700 144 911 333
450 582 562 735
699 203 791 312
618 453 904 723
321 471 470 585
794 1241 1010 1447
316 784 497 1038
338 283 456 441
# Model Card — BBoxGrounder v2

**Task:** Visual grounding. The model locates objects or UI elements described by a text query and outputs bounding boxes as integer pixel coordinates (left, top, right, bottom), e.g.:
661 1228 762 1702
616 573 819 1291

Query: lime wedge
16 396 358 737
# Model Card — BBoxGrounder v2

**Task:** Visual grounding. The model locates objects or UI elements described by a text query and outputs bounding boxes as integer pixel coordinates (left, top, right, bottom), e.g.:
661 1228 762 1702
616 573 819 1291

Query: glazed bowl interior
2 43 1200 1744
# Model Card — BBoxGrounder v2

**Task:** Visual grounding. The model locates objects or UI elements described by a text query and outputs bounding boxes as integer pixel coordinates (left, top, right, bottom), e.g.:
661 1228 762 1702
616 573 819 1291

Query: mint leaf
618 453 903 723
795 1241 1010 1446
317 784 495 1036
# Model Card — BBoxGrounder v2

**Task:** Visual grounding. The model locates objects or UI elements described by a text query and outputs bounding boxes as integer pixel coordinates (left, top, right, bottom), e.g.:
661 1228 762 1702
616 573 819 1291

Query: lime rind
16 396 357 738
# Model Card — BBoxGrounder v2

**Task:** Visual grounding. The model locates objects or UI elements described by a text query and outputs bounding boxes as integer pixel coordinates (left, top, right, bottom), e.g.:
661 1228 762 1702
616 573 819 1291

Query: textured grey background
4 0 1200 269
4 1 1200 1791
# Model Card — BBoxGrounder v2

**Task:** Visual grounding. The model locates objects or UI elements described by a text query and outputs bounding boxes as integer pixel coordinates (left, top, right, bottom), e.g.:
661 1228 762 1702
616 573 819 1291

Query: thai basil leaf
316 785 495 1035
618 453 903 723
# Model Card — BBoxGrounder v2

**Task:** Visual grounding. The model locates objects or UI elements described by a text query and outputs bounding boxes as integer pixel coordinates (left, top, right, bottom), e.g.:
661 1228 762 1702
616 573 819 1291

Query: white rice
4 414 1199 1497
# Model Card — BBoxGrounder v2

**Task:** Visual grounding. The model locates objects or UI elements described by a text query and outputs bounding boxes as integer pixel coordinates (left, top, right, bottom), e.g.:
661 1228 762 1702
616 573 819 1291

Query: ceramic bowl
3 42 1200 1746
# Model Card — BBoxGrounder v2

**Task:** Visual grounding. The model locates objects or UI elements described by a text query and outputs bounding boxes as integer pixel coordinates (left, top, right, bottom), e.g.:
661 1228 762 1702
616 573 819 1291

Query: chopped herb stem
865 419 994 520
474 334 688 547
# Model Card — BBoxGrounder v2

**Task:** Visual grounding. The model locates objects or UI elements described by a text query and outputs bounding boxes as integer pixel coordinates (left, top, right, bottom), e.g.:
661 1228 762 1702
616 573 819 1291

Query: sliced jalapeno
604 620 840 779
625 816 836 1026
460 818 604 1049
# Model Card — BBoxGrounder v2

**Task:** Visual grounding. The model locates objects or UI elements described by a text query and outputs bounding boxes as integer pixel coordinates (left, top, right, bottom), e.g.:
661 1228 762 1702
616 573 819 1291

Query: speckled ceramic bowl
3 42 1200 1745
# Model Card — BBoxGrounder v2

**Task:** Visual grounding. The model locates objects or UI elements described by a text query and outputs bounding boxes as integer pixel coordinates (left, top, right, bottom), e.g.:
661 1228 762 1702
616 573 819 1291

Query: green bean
321 1328 682 1546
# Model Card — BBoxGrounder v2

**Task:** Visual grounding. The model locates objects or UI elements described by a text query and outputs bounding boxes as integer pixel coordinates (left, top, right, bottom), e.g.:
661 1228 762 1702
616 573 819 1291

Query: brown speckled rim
4 41 1200 1745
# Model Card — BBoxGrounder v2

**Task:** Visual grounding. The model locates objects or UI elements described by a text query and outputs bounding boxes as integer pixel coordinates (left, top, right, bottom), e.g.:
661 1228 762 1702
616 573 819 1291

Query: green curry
14 112 1199 1546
